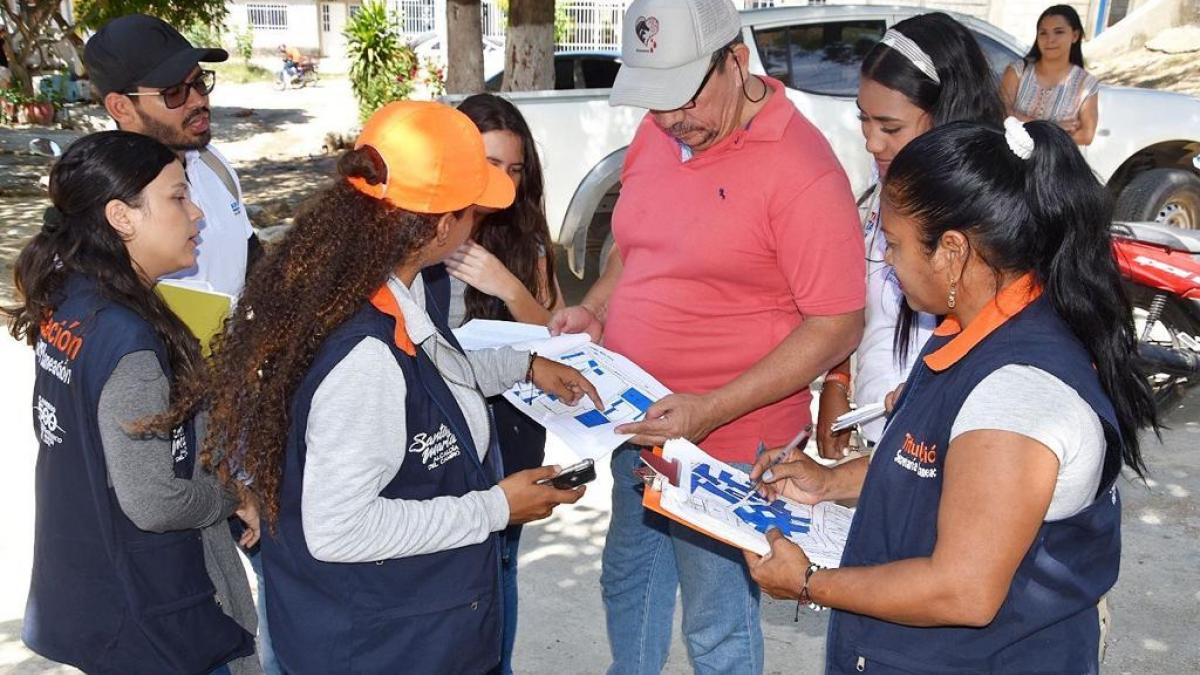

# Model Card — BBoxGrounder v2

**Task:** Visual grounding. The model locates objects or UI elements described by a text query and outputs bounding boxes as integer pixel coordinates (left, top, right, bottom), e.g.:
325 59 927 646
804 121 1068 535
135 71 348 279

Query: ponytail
1022 120 1156 475
885 120 1157 477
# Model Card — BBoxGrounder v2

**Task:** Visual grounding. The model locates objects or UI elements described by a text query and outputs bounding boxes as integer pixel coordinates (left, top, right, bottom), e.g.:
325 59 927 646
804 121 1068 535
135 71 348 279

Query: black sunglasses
126 70 216 110
656 47 730 113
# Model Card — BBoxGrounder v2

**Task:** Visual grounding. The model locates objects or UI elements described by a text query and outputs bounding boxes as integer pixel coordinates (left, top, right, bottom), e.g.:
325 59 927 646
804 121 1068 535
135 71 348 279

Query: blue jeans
492 526 523 675
601 446 763 675
248 549 282 675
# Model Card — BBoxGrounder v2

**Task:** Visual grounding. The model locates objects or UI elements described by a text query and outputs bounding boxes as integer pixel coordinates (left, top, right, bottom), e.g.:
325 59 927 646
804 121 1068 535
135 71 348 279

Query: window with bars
247 3 288 30
321 3 331 32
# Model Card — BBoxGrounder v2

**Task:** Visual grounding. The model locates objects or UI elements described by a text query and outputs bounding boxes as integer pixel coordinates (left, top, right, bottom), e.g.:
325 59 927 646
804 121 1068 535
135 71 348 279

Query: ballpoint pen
728 423 813 511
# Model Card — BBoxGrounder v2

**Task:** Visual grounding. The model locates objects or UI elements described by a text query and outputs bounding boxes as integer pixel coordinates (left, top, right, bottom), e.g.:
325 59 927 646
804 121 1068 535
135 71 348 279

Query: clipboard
638 447 756 553
637 441 852 565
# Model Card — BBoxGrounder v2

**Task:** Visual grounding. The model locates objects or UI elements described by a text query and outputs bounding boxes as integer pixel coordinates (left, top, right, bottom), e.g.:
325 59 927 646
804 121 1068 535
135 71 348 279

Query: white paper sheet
655 439 852 567
502 340 672 460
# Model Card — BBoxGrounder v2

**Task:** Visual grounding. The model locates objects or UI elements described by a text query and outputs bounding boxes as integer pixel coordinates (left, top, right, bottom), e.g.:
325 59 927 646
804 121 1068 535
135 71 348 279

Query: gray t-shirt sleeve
466 346 530 398
950 364 1105 521
98 350 237 533
302 337 510 563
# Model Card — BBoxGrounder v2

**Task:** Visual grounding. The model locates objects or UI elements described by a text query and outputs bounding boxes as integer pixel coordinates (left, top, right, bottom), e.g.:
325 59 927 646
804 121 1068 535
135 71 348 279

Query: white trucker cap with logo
608 0 742 110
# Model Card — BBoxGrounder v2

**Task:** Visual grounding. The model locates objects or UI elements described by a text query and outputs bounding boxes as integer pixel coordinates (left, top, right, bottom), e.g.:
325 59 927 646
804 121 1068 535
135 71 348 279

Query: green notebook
155 281 233 356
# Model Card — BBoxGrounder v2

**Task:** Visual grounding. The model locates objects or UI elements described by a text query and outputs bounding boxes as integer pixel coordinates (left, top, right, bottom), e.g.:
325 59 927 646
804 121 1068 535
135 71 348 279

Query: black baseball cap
84 14 228 95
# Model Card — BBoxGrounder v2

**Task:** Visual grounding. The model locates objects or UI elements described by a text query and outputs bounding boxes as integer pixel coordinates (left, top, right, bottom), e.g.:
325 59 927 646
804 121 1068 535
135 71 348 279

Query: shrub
345 0 419 121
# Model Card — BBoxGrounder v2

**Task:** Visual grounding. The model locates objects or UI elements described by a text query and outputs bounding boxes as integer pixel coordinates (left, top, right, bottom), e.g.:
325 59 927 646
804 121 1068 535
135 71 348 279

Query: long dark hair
1025 5 1086 69
861 13 1005 128
4 130 201 392
146 146 445 526
885 120 1156 475
860 12 1005 363
456 93 557 321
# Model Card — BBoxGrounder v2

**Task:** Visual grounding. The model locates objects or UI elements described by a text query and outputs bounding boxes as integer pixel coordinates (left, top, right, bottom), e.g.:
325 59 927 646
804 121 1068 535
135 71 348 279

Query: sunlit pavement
2 328 1197 673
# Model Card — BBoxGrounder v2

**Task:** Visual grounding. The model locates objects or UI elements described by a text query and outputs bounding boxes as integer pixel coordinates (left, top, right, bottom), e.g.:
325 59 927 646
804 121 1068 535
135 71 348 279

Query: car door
745 13 890 199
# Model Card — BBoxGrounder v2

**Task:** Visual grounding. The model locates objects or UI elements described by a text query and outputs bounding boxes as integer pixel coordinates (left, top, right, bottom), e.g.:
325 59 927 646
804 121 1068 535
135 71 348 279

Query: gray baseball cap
609 0 742 110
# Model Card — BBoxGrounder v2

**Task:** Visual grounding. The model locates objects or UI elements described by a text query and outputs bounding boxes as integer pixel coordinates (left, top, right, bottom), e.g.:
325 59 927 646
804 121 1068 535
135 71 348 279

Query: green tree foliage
73 0 228 31
345 0 418 120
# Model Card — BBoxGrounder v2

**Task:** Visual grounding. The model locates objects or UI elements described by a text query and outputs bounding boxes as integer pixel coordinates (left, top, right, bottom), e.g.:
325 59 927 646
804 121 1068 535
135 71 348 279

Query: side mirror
29 138 63 158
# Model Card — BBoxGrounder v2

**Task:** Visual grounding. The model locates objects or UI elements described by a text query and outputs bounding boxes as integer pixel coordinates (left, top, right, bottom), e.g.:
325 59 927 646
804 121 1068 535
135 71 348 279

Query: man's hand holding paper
615 391 726 447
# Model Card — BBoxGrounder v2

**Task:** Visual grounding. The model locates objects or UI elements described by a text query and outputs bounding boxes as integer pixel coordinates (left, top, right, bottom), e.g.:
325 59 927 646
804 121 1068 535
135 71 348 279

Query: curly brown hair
145 147 443 526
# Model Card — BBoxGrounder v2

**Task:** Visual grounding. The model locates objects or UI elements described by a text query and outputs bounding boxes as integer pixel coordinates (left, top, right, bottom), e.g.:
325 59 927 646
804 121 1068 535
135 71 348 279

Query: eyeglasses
125 70 216 110
655 47 730 113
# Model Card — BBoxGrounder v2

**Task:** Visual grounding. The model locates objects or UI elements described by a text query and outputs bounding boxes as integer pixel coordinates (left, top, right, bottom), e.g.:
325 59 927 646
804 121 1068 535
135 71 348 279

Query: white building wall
226 0 323 55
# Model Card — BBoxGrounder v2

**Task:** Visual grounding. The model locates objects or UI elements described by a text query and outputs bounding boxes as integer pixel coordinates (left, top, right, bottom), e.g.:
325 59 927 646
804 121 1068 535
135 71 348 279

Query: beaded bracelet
794 562 825 620
525 351 538 383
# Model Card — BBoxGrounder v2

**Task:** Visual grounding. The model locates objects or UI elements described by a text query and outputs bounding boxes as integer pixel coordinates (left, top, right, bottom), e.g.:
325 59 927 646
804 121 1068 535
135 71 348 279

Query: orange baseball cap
348 101 515 213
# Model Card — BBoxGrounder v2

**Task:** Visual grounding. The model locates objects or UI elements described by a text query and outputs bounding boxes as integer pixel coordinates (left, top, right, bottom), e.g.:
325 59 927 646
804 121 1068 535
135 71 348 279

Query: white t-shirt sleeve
302 337 509 563
950 365 1105 521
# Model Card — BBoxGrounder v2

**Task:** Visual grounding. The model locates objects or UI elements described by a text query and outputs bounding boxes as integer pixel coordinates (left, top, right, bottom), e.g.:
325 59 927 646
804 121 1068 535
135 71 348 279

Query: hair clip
1004 116 1035 160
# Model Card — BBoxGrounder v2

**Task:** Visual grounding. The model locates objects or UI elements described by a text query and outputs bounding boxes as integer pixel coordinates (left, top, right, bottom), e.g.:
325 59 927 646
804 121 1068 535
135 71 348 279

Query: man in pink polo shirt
550 0 865 672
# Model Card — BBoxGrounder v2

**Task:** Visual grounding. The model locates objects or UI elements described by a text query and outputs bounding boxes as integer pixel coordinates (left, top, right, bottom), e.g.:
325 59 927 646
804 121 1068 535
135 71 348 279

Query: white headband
879 29 940 85
1004 116 1035 160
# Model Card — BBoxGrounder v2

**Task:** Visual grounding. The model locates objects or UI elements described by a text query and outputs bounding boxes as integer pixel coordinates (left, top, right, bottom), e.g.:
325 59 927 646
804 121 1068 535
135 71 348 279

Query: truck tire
1114 168 1200 229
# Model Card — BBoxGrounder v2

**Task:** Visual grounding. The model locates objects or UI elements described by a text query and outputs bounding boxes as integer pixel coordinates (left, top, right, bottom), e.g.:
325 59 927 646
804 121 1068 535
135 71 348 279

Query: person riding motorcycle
278 44 307 83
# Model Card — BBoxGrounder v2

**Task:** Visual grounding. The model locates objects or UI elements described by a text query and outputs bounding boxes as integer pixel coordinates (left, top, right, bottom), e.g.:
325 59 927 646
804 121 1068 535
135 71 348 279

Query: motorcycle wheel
1129 285 1200 412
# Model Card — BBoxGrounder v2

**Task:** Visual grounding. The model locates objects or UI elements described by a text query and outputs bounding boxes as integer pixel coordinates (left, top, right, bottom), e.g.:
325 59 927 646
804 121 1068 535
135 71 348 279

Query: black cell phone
536 459 596 489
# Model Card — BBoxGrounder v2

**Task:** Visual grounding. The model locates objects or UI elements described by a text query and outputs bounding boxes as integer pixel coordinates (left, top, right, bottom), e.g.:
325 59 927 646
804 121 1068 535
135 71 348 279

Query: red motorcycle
1112 221 1200 410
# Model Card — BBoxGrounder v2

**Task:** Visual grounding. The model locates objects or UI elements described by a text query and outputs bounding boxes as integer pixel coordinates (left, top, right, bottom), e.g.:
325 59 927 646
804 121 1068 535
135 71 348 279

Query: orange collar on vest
369 284 417 356
923 273 1042 372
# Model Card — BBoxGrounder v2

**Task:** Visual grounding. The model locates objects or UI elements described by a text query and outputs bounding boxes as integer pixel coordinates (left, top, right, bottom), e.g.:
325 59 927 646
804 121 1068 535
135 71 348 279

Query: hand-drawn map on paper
502 339 672 460
647 439 851 567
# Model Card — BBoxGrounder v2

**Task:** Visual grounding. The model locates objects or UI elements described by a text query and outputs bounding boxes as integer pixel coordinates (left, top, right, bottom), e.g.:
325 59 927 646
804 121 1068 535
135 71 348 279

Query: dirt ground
0 77 356 304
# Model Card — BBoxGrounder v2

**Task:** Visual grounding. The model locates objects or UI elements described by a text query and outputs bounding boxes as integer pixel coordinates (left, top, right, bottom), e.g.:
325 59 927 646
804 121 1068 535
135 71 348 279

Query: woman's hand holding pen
748 446 831 505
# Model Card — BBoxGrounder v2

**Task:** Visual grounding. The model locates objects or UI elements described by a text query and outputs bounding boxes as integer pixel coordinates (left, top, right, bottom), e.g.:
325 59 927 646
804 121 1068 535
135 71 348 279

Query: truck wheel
1114 168 1200 229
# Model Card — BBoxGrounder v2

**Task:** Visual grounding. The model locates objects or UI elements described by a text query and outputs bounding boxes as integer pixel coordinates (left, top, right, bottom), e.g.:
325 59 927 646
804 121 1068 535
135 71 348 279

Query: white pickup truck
491 4 1200 281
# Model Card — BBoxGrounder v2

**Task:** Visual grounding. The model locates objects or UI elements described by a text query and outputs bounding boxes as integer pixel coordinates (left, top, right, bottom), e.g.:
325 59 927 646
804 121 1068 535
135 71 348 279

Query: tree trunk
502 0 554 91
1 0 62 95
445 0 484 95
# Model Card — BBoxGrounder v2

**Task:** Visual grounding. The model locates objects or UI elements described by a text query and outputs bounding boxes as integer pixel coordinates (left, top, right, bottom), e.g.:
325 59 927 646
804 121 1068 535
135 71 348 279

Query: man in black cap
84 13 261 299
83 15 273 675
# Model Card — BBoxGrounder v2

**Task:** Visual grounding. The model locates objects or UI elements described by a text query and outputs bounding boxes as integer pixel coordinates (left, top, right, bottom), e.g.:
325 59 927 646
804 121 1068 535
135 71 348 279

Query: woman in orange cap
153 101 601 674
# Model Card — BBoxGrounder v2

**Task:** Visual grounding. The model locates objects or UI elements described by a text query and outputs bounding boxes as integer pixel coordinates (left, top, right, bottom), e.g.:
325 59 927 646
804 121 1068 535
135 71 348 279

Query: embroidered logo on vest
894 433 938 479
171 425 189 465
408 423 462 470
36 395 65 448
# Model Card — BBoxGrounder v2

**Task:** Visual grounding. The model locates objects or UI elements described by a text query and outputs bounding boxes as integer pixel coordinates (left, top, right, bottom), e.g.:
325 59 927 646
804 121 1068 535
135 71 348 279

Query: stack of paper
644 439 851 567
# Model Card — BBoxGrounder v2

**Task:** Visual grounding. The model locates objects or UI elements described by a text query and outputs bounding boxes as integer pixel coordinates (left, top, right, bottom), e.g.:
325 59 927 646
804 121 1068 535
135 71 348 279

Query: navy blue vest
424 264 547 475
23 275 253 675
263 282 503 674
826 295 1123 675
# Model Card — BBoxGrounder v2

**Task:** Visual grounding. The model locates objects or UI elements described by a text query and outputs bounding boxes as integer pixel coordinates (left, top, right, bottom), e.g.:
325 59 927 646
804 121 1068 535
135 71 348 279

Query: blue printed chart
503 340 672 460
652 439 851 567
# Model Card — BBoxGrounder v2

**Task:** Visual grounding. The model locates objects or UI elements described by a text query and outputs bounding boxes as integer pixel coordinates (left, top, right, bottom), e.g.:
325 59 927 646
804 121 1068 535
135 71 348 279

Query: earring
947 278 958 310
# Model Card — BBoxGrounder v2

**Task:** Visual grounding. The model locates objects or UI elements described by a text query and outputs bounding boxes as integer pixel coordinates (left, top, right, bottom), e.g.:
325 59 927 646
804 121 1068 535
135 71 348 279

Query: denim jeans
493 525 523 675
601 445 763 675
248 548 282 675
